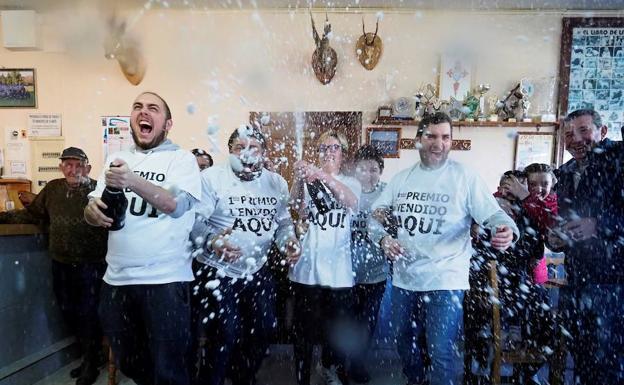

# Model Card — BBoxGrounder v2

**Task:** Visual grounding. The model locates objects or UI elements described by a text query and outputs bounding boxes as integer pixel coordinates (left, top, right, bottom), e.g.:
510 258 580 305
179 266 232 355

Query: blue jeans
391 288 464 385
193 265 276 385
559 284 624 385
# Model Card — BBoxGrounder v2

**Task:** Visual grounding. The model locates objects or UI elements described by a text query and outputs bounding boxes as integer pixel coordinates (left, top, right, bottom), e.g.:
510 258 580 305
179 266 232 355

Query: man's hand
283 238 301 265
84 198 113 228
563 217 597 241
105 159 137 190
491 225 514 251
381 235 405 261
501 176 530 200
210 228 242 262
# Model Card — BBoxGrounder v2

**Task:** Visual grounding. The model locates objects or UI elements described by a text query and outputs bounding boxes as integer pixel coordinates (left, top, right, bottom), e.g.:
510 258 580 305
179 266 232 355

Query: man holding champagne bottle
370 112 517 385
84 92 201 385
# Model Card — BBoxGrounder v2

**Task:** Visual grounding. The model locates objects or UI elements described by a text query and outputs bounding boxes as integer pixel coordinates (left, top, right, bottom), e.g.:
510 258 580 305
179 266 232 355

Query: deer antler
310 10 320 47
362 17 366 37
323 13 331 36
373 18 379 41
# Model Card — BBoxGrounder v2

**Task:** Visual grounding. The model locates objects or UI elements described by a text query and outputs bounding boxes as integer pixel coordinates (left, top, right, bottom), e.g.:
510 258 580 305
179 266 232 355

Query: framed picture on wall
367 127 401 158
0 68 36 108
438 53 472 101
514 132 555 171
558 18 624 142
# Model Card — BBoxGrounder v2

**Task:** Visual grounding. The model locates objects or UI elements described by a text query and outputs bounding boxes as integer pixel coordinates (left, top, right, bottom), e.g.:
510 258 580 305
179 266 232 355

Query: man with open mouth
84 92 201 385
550 108 624 384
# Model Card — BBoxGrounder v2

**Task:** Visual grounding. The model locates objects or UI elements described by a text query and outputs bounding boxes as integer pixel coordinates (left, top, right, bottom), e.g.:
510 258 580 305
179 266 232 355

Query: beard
131 122 168 150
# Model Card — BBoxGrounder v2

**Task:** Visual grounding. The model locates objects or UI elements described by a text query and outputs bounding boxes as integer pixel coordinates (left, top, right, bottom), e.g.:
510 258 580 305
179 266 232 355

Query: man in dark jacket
551 109 624 384
0 147 108 385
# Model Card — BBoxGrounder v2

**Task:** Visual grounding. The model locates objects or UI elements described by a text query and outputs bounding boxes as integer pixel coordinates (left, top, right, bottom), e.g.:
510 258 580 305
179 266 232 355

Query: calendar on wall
514 132 556 170
559 18 624 141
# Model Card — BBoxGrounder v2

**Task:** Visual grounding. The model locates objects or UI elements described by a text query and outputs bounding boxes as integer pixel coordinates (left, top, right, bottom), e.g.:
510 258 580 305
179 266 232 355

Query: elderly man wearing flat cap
0 146 108 385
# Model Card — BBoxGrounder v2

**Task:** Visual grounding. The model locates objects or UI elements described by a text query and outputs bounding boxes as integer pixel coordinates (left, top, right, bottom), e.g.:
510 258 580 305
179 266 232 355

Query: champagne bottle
382 207 399 238
101 164 128 231
306 180 334 215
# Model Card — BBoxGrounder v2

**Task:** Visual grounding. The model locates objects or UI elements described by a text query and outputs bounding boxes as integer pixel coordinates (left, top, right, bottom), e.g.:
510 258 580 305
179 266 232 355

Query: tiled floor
32 345 570 385
33 346 405 385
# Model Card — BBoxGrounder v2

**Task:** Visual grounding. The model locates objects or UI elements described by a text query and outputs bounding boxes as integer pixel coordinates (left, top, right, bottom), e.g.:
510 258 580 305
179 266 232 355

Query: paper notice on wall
3 128 30 178
28 113 62 137
102 116 133 161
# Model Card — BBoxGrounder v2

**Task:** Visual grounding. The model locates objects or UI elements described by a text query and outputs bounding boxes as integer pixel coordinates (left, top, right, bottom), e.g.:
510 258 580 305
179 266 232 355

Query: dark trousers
192 264 276 385
560 285 624 385
51 260 106 366
291 282 354 385
99 281 192 385
350 281 386 370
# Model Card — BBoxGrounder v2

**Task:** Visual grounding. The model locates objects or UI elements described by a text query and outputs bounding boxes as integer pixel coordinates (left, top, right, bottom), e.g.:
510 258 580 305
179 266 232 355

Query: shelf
371 119 559 128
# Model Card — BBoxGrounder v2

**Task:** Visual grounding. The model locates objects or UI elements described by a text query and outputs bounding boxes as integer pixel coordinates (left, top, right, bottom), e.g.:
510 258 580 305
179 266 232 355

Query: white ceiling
1 0 623 11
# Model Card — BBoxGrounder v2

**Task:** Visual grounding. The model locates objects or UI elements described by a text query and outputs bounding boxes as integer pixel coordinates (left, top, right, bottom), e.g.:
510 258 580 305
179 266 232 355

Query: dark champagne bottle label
307 180 334 215
100 163 128 231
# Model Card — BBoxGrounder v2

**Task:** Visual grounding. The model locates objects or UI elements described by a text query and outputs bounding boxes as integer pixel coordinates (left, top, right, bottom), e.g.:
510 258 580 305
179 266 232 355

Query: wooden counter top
0 224 43 236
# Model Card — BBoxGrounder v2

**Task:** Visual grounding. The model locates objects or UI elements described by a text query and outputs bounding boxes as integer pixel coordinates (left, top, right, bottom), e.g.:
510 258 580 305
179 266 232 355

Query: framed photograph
367 127 400 158
558 18 624 143
377 106 393 121
0 68 36 108
514 132 555 171
439 53 472 101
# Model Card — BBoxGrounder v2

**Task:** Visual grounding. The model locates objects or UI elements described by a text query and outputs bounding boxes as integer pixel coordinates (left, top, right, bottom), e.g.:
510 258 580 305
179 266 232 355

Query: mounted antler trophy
103 15 146 86
310 12 338 85
355 17 382 70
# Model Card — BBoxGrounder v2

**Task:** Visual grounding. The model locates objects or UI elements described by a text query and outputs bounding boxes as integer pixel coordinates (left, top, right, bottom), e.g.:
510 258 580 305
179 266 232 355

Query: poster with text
568 27 624 140
102 116 133 162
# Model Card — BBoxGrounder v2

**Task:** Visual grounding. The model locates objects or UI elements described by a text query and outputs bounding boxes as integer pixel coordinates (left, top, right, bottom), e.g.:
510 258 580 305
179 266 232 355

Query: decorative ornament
310 12 338 85
355 17 382 71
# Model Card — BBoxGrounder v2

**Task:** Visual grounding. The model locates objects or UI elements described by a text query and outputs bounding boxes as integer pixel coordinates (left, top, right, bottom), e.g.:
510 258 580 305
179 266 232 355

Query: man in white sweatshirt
190 125 300 385
370 112 518 385
84 92 201 385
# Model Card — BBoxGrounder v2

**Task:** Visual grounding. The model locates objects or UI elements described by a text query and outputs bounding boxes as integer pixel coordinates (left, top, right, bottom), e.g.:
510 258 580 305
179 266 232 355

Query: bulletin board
558 18 624 141
102 116 133 161
514 132 555 171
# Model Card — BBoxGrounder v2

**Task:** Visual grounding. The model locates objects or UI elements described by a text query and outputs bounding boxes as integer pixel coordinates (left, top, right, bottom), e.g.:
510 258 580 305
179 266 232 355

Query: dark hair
499 169 526 184
564 109 602 128
355 144 384 171
140 91 172 120
417 112 453 138
227 125 266 151
524 163 554 175
503 169 527 178
524 163 558 184
191 148 214 167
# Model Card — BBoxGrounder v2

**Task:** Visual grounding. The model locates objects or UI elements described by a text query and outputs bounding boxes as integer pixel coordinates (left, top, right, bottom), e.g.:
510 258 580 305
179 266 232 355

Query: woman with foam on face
288 130 361 385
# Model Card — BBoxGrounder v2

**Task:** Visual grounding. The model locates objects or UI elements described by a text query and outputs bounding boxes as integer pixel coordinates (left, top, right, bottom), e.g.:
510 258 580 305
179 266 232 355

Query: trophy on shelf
488 96 500 121
519 78 534 122
413 92 424 117
462 91 479 121
475 84 491 121
416 83 439 118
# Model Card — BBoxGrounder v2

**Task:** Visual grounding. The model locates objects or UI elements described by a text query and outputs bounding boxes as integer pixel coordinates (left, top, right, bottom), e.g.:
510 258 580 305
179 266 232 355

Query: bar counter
0 225 76 385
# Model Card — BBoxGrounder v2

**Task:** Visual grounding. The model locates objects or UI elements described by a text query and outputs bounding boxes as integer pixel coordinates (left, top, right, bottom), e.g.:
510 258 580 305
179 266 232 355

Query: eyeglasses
319 144 342 153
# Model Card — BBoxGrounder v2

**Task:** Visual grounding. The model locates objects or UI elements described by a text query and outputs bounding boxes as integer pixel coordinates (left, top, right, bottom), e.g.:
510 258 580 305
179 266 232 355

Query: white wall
0 8 621 190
